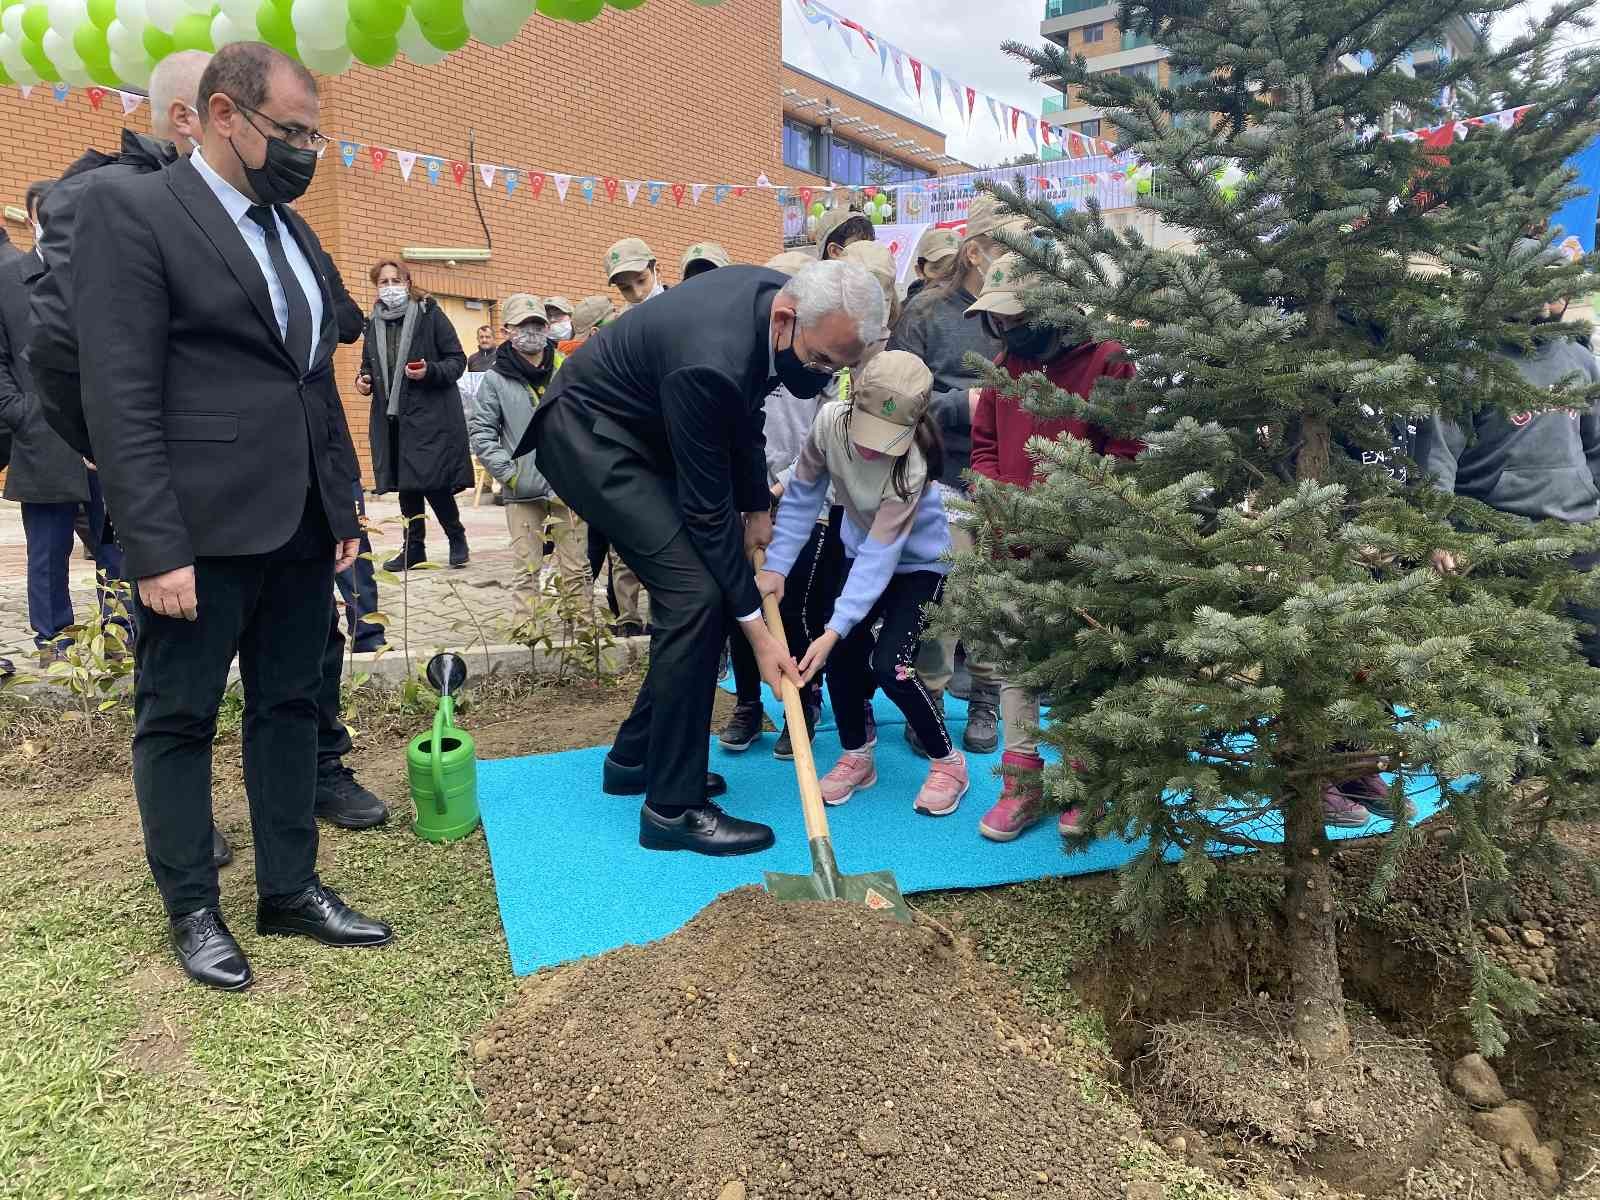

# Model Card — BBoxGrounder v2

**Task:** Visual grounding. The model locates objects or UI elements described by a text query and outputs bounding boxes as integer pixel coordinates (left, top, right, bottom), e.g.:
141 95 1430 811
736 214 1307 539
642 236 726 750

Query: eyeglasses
231 99 328 153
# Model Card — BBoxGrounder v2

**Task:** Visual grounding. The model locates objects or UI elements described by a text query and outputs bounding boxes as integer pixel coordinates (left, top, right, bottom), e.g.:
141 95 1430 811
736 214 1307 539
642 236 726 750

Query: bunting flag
450 161 469 186
625 180 641 205
964 86 976 124
120 90 141 114
553 173 571 201
425 157 443 185
671 182 687 206
878 38 889 77
1010 105 1021 139
838 16 875 51
648 182 664 205
339 140 358 168
909 57 922 100
891 47 909 99
505 169 518 196
580 177 596 204
86 86 106 110
1025 113 1039 150
528 172 545 199
692 184 707 205
51 82 68 102
799 186 813 209
18 85 31 99
929 67 943 112
478 163 497 187
714 184 730 204
396 151 417 182
603 176 620 202
370 146 389 173
987 96 1003 135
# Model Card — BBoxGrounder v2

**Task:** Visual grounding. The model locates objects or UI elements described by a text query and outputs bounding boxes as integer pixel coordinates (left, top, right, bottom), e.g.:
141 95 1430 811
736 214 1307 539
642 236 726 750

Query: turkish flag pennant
799 186 812 209
1041 121 1053 146
964 87 976 120
86 86 106 110
603 176 619 202
369 146 389 172
1011 107 1021 138
910 58 922 96
529 172 545 199
863 186 877 199
733 187 746 198
450 160 469 186
671 182 687 206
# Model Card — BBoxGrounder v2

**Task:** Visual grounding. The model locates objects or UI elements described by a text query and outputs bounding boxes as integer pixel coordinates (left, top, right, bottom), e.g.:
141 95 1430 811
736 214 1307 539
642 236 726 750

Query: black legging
398 489 463 545
826 568 951 757
729 519 835 704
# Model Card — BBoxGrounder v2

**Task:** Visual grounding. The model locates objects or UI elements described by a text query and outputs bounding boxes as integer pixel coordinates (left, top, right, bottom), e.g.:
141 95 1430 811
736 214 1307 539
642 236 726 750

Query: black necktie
245 204 312 373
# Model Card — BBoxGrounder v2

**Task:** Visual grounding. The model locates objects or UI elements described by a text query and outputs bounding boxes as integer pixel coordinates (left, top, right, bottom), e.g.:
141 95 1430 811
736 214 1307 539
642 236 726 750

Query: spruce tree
949 0 1600 1060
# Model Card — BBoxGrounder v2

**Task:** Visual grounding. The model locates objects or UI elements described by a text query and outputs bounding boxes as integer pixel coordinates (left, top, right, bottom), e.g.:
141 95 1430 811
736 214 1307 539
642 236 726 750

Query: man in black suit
73 41 391 991
518 259 885 855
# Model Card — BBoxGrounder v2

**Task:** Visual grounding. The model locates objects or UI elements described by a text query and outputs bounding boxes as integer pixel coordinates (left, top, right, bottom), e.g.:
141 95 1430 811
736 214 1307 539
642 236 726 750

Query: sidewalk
0 491 620 669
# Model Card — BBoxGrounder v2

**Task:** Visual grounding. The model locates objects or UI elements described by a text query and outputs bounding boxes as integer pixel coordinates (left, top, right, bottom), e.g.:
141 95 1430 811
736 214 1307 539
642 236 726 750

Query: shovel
753 550 911 923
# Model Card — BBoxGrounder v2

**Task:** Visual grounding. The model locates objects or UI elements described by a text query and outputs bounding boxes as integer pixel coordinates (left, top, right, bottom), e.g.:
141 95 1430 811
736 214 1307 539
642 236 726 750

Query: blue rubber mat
476 709 1449 975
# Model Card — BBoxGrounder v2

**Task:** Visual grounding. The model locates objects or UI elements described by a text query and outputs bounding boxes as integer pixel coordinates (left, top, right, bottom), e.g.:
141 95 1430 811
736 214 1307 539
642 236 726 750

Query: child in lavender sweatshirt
756 351 965 816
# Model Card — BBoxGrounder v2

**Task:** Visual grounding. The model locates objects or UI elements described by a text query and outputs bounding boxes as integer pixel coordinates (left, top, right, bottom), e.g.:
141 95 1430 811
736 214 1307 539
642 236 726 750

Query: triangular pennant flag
425 157 443 184
1041 120 1053 147
755 174 772 188
86 86 106 110
799 187 813 209
450 160 469 185
528 171 545 199
878 39 889 76
119 90 140 114
776 188 790 206
624 180 640 205
339 140 359 168
505 168 519 196
1011 106 1021 139
714 184 730 204
52 83 69 102
964 86 976 123
930 67 943 112
863 186 877 199
580 177 596 204
910 57 922 98
553 173 571 201
603 176 619 202
19 85 32 99
369 146 389 172
834 15 854 53
692 184 706 205
671 182 686 206
396 151 417 181
839 17 875 51
478 163 498 187
891 48 910 99
988 97 1004 134
648 182 663 205
732 186 746 198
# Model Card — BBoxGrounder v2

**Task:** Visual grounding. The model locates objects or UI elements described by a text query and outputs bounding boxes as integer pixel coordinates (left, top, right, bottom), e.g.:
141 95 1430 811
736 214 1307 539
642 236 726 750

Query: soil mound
474 887 1148 1200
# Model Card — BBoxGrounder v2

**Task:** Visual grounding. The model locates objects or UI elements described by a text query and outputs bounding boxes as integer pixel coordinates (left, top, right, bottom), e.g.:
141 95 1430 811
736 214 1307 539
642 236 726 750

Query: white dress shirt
191 148 323 371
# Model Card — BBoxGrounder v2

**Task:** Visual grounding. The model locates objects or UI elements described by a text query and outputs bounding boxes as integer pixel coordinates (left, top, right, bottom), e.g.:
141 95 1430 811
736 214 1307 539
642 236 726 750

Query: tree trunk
1283 778 1352 1061
1298 412 1331 484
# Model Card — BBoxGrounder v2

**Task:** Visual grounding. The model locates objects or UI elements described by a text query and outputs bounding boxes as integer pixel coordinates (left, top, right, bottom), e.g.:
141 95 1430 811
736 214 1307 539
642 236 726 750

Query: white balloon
394 9 444 63
178 0 214 14
145 0 186 32
219 0 258 28
47 0 90 36
297 41 350 71
209 10 245 43
291 0 346 50
110 46 151 86
0 32 42 84
42 28 85 68
472 18 520 44
1 7 25 40
462 0 519 41
113 0 147 32
105 17 140 55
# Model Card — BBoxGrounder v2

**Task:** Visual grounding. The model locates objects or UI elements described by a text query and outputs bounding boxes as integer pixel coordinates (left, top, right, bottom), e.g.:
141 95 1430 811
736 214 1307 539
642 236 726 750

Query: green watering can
408 652 480 843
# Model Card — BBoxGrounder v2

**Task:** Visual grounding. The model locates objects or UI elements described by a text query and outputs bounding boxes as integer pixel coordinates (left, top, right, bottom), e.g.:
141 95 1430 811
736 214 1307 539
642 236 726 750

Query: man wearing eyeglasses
513 259 884 857
71 41 392 993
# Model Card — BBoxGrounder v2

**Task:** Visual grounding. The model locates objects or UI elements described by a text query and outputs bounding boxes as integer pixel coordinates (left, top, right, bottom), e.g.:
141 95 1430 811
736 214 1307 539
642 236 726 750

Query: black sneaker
613 621 647 639
719 700 765 752
774 699 820 761
382 544 425 572
315 762 390 829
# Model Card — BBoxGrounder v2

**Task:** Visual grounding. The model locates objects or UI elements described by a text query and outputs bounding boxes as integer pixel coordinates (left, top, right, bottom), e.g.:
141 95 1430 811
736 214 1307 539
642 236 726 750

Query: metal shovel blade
764 837 913 924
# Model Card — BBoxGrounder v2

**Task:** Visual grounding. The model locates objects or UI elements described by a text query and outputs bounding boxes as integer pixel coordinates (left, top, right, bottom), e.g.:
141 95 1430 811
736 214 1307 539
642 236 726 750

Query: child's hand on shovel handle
798 630 839 684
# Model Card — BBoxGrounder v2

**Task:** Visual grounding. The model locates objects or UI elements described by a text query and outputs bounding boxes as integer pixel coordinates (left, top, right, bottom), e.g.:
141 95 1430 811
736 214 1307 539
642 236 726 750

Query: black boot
382 533 426 573
446 528 470 568
603 752 727 798
212 823 233 868
315 761 389 829
774 693 820 761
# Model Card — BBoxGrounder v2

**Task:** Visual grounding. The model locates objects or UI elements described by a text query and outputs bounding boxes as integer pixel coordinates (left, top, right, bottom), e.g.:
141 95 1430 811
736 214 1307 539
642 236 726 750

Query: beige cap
849 350 932 457
964 253 1028 319
814 206 874 258
913 226 959 265
570 295 614 339
963 192 1028 244
842 241 898 315
502 293 546 327
680 240 731 274
605 237 655 281
544 295 574 316
764 250 816 276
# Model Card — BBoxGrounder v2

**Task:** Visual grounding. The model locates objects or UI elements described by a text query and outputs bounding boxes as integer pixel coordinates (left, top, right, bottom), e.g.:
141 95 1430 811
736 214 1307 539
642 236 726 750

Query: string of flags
12 80 145 113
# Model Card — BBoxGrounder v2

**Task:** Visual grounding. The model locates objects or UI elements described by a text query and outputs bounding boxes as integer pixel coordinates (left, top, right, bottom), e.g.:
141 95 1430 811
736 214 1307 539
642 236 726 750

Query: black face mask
1003 323 1057 361
230 130 318 206
775 320 834 399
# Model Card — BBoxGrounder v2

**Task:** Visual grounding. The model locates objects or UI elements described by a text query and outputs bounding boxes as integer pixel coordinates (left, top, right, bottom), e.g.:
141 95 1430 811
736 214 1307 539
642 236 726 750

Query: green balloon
87 59 121 85
410 0 461 30
142 24 173 58
418 17 466 47
73 22 111 65
171 11 213 50
869 209 884 225
254 2 295 52
348 0 404 36
86 0 115 26
810 201 824 216
0 60 11 86
21 4 48 41
20 35 60 80
538 0 600 18
605 0 646 8
346 17 396 63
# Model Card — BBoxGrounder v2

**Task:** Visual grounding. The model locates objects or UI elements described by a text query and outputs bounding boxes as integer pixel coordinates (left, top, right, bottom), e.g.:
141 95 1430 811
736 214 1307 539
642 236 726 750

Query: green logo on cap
992 267 1006 284
610 250 620 262
882 398 897 415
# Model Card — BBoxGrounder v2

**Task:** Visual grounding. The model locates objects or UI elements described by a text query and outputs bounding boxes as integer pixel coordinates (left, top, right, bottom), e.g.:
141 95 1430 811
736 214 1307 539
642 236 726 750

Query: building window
783 119 821 176
1120 62 1159 84
1081 22 1104 44
814 136 933 186
1121 28 1153 51
1076 119 1101 137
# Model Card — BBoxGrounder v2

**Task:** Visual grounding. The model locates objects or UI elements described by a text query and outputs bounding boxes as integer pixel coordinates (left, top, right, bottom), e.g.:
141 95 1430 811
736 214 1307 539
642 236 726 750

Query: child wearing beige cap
757 350 967 816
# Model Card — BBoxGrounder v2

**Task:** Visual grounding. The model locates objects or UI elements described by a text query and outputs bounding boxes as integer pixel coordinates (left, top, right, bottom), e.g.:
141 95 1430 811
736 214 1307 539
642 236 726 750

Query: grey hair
149 50 211 140
779 260 887 346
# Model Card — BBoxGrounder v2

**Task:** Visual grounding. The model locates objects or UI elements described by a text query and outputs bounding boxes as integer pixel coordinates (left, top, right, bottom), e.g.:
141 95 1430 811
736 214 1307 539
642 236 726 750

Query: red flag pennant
964 86 975 118
369 146 389 172
86 86 106 110
528 172 545 199
909 58 922 95
799 186 812 209
1041 122 1053 146
603 176 619 202
733 186 746 198
1010 107 1021 138
671 182 687 206
863 186 877 199
450 160 468 185
839 17 875 50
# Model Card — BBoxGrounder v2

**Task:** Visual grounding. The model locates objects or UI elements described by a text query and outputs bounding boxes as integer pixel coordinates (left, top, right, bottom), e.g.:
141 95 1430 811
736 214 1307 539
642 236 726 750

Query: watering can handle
430 695 453 815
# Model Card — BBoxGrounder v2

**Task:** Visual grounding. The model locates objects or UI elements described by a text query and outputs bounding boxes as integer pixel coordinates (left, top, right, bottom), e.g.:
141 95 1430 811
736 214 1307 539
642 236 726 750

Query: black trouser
131 506 333 916
826 569 951 758
1568 550 1600 669
587 526 621 617
335 482 383 653
729 519 834 706
398 488 464 547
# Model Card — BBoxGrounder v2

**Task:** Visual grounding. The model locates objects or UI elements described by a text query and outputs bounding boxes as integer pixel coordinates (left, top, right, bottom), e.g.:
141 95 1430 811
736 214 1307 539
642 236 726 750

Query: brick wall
1 1 783 482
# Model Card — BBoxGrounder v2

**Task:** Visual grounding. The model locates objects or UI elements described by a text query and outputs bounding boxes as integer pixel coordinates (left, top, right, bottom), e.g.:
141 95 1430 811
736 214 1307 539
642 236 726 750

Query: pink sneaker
1322 785 1372 829
820 751 877 806
915 753 969 816
979 751 1046 842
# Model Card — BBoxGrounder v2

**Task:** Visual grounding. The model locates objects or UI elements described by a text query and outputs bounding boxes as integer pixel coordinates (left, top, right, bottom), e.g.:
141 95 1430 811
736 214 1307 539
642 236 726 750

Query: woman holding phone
356 259 472 569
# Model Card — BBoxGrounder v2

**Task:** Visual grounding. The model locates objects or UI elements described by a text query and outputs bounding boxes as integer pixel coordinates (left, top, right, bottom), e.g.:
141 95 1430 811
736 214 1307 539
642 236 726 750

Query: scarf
371 298 421 417
491 339 555 393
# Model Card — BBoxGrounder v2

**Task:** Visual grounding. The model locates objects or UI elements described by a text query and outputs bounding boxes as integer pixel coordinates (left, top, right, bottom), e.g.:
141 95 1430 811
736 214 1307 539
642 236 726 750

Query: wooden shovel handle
752 549 831 844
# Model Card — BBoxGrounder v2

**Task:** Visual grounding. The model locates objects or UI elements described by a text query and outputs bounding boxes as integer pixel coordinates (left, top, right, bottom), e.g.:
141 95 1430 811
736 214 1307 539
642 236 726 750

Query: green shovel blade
763 862 914 924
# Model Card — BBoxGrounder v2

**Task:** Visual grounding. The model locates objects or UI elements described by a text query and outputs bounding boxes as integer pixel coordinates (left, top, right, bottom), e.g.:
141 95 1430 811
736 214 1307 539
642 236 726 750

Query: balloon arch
0 0 721 91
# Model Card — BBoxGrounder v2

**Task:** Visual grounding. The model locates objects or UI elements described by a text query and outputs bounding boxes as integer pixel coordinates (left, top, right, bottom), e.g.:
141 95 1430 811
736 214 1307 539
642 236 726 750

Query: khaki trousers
506 498 589 605
610 551 644 625
912 520 999 693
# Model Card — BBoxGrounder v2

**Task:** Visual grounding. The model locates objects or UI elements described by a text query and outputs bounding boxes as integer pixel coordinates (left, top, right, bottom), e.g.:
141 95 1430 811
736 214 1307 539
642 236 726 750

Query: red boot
979 751 1047 842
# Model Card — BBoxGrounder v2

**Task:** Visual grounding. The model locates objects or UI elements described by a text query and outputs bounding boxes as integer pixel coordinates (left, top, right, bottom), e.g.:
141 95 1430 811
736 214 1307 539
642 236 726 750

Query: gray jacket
468 360 561 503
1415 337 1600 523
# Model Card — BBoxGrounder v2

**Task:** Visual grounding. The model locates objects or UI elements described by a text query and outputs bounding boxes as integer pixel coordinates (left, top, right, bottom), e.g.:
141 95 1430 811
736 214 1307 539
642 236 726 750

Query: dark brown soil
474 887 1146 1200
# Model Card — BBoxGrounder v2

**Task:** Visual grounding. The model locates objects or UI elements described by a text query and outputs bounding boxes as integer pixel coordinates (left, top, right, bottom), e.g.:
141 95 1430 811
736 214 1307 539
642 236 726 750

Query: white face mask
511 325 548 356
549 319 572 341
378 284 409 309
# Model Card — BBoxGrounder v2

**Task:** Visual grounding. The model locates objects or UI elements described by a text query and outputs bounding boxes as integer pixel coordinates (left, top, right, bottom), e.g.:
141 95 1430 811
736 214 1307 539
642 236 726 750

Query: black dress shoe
315 762 390 830
257 884 393 947
639 802 775 856
212 823 233 868
170 907 253 991
602 753 726 798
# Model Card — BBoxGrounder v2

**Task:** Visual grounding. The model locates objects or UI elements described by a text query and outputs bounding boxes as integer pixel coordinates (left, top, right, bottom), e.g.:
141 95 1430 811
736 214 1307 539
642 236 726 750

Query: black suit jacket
0 252 90 504
73 156 360 579
523 265 780 615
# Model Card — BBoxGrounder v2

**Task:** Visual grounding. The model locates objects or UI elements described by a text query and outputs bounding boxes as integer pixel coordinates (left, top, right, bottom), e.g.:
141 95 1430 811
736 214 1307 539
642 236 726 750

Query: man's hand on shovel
746 620 803 696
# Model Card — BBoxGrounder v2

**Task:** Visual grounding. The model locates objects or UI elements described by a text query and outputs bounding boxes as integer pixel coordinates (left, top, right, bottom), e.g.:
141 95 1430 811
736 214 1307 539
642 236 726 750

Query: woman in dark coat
356 259 472 568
